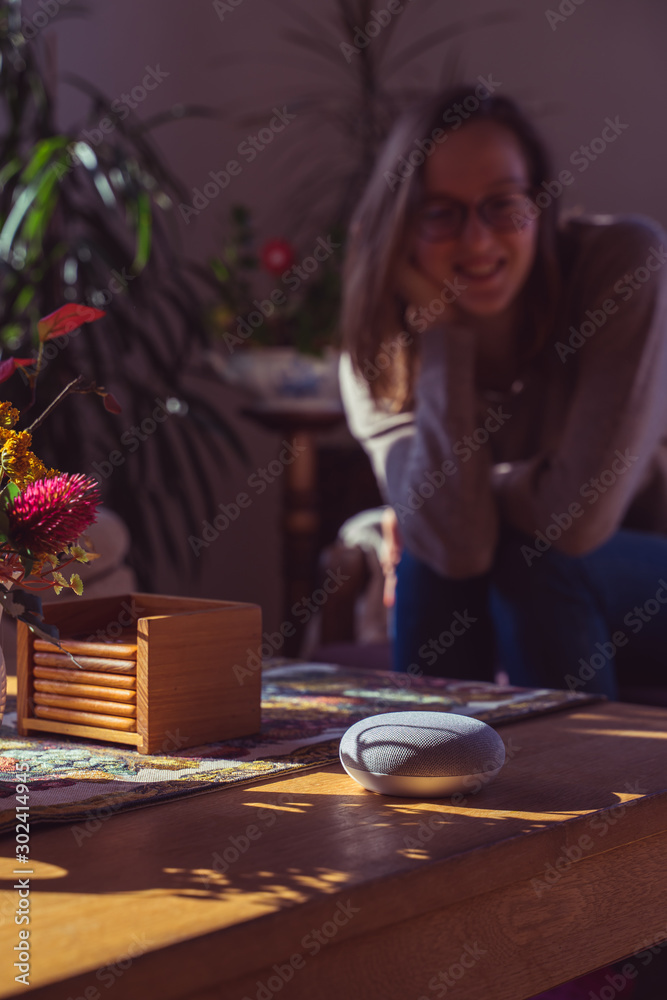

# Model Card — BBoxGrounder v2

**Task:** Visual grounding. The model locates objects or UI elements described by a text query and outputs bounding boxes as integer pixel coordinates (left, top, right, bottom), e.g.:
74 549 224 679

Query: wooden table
1 700 667 999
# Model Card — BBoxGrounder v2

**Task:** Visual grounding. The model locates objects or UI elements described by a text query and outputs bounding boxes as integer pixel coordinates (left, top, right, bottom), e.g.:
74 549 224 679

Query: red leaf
102 392 122 414
0 358 34 384
37 304 106 343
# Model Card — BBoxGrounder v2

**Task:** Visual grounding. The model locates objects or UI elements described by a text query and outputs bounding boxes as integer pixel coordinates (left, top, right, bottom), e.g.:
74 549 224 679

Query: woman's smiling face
410 120 539 321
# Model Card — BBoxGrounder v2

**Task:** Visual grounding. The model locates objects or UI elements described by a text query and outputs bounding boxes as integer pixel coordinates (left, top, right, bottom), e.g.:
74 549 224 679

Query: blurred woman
340 86 667 699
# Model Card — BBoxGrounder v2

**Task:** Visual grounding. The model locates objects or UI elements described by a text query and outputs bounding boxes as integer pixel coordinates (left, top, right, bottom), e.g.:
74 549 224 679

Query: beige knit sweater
340 215 667 578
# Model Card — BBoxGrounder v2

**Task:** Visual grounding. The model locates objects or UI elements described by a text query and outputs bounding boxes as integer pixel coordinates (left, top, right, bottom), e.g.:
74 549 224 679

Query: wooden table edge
4 700 667 999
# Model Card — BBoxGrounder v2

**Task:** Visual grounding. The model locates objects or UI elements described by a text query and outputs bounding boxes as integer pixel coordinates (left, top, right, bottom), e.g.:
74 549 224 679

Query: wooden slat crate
16 593 262 753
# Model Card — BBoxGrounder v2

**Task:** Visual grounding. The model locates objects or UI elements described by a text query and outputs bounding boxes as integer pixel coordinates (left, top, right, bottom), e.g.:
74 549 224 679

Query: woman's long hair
342 86 561 408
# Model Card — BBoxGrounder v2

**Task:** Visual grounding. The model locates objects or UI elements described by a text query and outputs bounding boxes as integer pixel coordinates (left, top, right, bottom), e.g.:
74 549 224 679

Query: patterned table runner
0 663 601 834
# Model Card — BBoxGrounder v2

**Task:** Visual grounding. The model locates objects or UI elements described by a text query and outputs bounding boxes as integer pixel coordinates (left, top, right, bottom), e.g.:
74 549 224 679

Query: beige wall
28 0 667 630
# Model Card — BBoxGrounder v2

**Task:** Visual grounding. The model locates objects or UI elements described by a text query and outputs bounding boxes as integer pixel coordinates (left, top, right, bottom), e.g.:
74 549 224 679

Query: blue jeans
393 528 667 699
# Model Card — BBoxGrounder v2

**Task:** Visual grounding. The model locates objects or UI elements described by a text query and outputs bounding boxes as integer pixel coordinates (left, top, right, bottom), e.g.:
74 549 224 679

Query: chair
306 508 667 707
304 507 393 670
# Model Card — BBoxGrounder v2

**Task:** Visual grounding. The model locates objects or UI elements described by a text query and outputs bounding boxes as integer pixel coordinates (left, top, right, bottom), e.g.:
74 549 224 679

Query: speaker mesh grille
339 711 505 777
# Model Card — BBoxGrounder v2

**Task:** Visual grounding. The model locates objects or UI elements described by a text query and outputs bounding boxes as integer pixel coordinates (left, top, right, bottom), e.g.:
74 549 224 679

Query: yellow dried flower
0 403 20 428
0 430 56 488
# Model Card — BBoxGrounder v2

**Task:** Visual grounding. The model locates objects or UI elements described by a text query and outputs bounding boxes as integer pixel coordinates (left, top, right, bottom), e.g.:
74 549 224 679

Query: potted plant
0 0 242 588
209 2 514 375
198 204 343 404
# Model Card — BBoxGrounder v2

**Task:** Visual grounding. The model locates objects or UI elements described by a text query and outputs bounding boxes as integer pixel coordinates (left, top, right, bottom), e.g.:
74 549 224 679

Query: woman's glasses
415 191 535 242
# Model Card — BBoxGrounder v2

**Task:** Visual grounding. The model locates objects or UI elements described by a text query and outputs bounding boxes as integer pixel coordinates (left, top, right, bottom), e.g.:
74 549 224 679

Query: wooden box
16 592 262 754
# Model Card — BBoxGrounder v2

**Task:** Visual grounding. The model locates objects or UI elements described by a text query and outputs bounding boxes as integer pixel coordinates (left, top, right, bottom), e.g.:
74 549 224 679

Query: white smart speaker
339 711 506 797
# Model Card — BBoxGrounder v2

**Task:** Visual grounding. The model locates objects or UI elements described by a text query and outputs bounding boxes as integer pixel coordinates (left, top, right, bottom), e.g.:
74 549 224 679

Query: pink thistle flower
6 473 101 555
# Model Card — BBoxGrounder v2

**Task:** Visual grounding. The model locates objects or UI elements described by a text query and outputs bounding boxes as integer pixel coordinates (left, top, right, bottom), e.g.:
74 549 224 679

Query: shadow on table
1 702 665 908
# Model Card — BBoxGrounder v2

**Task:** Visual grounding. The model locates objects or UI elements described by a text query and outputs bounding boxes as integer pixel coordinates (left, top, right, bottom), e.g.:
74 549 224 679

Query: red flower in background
6 473 101 555
260 238 295 275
